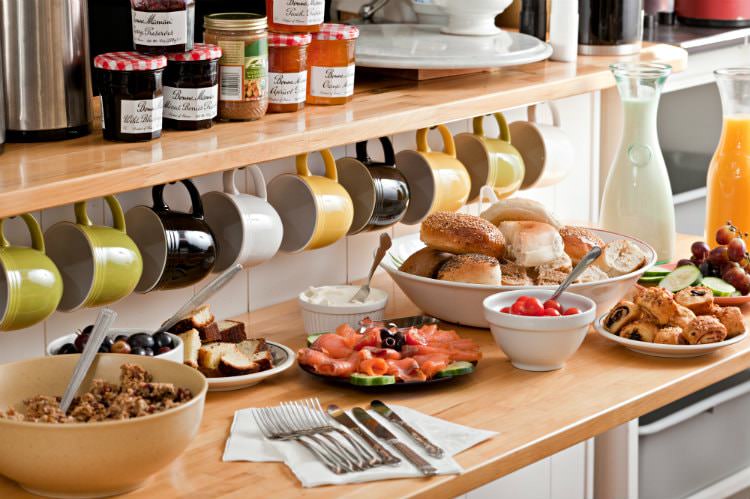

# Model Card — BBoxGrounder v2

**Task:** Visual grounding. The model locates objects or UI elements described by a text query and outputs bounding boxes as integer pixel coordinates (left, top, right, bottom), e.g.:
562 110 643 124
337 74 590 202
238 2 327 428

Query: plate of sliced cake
170 305 295 391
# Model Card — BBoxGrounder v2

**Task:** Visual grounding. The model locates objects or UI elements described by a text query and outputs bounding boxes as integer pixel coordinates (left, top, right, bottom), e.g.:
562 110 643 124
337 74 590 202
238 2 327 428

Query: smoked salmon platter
297 318 482 388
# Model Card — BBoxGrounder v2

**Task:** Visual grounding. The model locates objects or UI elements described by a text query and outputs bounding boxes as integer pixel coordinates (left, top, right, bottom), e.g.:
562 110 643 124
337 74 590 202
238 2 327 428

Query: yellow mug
267 149 354 252
455 113 525 201
396 124 472 225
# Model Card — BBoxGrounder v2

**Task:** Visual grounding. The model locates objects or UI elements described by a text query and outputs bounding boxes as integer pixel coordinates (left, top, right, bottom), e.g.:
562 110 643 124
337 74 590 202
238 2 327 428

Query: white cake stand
355 24 552 69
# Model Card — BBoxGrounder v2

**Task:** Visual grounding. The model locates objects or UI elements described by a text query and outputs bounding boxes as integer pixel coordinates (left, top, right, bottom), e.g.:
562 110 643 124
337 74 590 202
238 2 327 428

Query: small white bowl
47 328 184 364
298 285 388 335
483 290 596 371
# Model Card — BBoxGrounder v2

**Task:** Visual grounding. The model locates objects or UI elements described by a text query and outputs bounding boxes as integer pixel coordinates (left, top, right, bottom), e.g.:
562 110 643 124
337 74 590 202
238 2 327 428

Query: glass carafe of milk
600 62 675 263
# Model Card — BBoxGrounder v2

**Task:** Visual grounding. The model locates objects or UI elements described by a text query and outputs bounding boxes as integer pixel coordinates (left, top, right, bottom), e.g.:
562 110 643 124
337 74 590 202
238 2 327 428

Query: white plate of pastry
594 286 748 358
380 198 657 328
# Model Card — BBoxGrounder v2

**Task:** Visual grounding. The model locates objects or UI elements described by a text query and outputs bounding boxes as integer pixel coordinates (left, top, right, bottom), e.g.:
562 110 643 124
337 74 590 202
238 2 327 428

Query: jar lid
268 32 312 47
167 43 223 62
314 23 360 41
94 51 167 71
204 12 267 31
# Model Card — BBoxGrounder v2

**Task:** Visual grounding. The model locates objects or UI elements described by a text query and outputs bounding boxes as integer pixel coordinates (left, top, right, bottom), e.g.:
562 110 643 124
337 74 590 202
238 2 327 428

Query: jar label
217 39 268 102
273 0 325 26
310 65 355 98
163 85 218 121
131 9 188 46
269 71 307 104
120 97 163 134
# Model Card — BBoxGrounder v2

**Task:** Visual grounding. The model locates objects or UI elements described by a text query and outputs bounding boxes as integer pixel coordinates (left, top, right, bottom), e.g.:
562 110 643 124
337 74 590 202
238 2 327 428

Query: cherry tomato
544 307 561 316
543 299 562 312
563 307 581 316
521 297 545 316
510 300 526 315
500 306 512 314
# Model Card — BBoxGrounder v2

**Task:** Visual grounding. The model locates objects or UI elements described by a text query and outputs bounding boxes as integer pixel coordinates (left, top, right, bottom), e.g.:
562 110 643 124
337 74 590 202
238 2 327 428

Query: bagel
480 197 562 229
420 211 505 259
436 253 502 285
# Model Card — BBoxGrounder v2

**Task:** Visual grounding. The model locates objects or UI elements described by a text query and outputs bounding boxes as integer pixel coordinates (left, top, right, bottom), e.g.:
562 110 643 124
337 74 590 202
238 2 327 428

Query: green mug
45 196 143 312
455 112 526 201
0 214 63 331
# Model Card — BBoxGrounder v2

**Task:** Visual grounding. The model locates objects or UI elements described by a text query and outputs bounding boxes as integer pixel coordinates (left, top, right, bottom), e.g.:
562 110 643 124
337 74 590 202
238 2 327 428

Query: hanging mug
267 149 354 253
0 214 62 330
455 113 525 201
46 197 143 311
202 166 283 272
395 124 471 225
337 137 410 235
126 179 216 292
509 102 574 189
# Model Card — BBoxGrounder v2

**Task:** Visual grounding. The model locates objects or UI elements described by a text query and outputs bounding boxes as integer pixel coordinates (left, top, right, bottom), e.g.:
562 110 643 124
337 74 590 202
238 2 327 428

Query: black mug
125 179 216 292
337 137 410 235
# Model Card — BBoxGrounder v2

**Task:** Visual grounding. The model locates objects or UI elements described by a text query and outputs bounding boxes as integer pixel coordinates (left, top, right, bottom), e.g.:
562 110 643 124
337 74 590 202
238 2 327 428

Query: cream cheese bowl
0 354 207 498
381 228 657 328
298 285 388 334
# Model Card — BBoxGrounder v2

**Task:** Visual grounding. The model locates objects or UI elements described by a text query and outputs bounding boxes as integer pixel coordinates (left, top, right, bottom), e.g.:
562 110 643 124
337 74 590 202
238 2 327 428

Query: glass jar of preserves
163 43 222 130
130 0 195 54
307 24 359 106
94 52 166 142
265 0 325 33
268 33 311 113
204 13 268 121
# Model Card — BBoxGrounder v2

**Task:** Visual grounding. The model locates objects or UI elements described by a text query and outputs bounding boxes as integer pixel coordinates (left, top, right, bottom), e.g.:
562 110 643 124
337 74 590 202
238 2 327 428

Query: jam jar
307 24 359 106
204 13 269 121
163 44 222 130
130 0 195 54
265 0 324 33
268 33 311 113
95 52 166 142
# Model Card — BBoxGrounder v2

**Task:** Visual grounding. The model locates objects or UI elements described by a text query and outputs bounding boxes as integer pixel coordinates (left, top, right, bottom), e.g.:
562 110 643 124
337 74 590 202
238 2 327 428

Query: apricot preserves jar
268 33 311 113
265 0 324 33
307 24 359 106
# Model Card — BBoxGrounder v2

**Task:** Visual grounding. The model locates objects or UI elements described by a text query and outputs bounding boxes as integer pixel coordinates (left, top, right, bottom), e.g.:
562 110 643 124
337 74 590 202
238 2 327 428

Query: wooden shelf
0 44 686 218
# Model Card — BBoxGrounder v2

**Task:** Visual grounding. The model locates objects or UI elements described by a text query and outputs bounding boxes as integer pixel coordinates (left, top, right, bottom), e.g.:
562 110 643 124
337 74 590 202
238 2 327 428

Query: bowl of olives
47 327 183 363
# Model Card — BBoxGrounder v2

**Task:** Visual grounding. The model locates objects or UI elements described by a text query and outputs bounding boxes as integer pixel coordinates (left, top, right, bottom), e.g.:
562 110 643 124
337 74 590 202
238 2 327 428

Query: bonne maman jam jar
163 43 222 130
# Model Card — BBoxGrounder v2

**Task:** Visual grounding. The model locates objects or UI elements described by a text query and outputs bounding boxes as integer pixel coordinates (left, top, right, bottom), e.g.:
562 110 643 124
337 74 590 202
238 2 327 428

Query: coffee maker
0 0 92 141
578 0 644 56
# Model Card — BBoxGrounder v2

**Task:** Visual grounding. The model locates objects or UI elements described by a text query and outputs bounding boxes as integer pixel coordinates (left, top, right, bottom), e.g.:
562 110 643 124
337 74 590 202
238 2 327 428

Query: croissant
620 321 658 342
683 316 727 345
603 301 640 334
654 326 684 345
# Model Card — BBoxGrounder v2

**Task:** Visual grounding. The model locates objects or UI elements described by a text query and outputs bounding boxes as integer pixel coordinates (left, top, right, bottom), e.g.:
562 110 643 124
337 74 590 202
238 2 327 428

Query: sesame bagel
420 211 505 259
437 253 502 285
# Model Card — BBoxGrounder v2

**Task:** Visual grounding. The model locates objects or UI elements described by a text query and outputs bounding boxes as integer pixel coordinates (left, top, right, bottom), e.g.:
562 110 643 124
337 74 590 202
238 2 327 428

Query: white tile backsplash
0 94 597 362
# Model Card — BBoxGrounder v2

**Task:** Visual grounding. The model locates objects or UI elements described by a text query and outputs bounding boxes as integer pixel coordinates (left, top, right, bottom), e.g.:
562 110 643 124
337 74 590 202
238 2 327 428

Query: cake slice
236 338 267 357
218 320 247 343
219 350 260 376
250 350 274 371
177 329 201 368
197 343 238 377
170 304 214 333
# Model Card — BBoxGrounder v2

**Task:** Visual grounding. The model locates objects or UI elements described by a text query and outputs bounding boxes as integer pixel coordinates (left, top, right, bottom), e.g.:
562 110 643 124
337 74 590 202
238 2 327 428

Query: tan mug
395 124 472 225
509 101 574 189
455 113 525 201
267 149 354 253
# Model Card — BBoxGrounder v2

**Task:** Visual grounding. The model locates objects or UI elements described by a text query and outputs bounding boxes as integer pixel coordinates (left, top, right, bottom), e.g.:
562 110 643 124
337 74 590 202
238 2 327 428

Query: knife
327 404 401 466
352 407 437 476
370 400 445 458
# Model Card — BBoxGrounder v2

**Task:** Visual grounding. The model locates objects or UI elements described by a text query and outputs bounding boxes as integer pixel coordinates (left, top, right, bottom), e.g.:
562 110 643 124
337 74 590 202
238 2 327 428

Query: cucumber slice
642 267 673 278
638 276 664 284
658 265 702 292
701 277 737 297
350 374 396 386
306 334 324 347
436 361 475 378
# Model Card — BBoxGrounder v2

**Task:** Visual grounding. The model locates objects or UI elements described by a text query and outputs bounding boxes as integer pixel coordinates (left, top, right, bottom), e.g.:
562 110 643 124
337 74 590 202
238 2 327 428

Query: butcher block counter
2 234 749 499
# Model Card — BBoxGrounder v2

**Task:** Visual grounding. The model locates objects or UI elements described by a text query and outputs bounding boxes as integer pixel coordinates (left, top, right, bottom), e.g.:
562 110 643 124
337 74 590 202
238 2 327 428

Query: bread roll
596 239 647 277
420 211 505 258
559 226 604 264
620 321 658 342
670 304 696 330
437 253 502 285
500 261 533 286
499 221 564 267
674 286 714 315
480 197 562 229
713 306 745 338
603 301 640 334
683 316 727 345
574 265 608 283
654 326 684 345
634 287 679 325
400 247 453 278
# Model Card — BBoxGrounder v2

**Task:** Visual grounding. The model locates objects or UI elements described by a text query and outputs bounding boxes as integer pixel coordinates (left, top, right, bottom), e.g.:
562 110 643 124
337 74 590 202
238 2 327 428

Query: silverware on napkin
370 400 444 458
328 404 401 466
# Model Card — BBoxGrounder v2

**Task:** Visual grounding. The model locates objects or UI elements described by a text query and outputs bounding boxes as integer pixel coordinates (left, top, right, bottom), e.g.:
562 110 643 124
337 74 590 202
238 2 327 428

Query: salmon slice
297 348 360 377
386 358 427 382
312 333 355 359
360 346 401 360
359 357 389 376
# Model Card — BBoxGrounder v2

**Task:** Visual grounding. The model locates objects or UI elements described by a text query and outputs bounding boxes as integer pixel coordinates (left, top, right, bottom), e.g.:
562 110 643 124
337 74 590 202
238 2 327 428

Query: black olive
57 343 78 355
81 324 94 336
152 332 173 349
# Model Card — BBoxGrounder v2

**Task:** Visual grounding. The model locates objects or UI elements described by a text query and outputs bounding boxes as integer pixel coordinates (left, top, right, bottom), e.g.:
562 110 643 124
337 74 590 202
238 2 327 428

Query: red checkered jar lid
314 24 360 41
268 32 313 47
94 52 167 71
166 43 223 62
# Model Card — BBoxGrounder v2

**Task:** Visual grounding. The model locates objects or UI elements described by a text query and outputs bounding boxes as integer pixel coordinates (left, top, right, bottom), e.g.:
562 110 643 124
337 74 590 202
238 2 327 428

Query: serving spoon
350 233 392 303
548 246 603 303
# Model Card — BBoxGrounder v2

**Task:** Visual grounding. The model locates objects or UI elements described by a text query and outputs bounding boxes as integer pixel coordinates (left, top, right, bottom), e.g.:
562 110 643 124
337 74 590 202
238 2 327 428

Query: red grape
691 241 711 260
677 259 695 268
738 274 750 295
723 266 746 288
708 245 730 265
716 225 738 245
728 238 747 262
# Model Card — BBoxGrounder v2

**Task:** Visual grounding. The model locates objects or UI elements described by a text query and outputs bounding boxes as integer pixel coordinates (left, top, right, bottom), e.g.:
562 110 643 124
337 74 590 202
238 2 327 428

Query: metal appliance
675 0 750 28
0 0 92 141
578 0 644 55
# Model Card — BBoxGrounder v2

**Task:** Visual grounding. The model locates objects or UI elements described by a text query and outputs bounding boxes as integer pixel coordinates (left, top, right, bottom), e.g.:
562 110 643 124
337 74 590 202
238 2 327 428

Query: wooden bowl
0 354 207 498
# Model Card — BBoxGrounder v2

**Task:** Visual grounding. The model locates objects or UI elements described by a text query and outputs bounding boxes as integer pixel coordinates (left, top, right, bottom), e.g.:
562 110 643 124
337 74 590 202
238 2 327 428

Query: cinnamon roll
674 286 714 315
654 326 685 345
634 286 679 325
603 301 640 334
670 305 697 330
713 306 746 338
620 321 658 342
683 316 727 345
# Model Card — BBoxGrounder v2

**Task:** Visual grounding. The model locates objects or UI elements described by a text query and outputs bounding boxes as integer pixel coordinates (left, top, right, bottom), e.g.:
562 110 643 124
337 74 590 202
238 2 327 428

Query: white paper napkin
223 404 497 487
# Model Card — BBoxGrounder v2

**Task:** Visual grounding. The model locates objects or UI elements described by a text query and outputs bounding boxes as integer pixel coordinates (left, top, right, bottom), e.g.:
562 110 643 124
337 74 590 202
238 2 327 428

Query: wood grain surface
0 44 686 218
0 234 748 498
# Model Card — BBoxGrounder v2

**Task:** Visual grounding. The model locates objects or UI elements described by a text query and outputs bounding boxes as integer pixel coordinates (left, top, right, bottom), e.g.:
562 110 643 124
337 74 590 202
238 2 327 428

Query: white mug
509 102 575 190
201 166 283 271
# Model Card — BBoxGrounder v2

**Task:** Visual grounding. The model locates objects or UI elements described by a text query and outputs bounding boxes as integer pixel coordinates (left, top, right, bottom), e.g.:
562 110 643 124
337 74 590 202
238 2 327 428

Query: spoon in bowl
350 233 392 303
548 246 603 303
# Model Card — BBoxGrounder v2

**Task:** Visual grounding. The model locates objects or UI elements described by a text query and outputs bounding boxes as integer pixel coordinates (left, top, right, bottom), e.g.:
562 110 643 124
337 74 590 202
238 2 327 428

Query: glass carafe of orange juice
706 68 750 241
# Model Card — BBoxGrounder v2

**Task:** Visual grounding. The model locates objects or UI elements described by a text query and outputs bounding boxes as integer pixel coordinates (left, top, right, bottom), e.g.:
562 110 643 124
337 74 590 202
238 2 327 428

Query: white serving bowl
433 0 513 35
483 290 596 371
298 285 388 335
381 228 656 328
47 328 184 363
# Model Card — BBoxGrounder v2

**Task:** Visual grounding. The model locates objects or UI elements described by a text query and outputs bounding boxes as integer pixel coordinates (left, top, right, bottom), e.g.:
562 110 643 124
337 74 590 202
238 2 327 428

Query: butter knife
327 404 401 466
352 407 437 476
370 400 445 458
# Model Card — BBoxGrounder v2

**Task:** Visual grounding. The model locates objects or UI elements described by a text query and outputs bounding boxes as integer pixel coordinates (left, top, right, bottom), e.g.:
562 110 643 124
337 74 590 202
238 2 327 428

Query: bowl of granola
0 354 207 498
